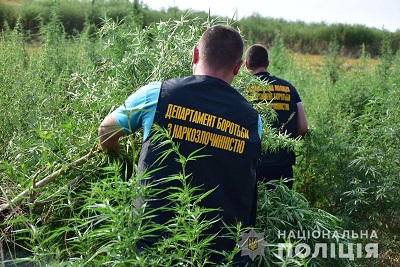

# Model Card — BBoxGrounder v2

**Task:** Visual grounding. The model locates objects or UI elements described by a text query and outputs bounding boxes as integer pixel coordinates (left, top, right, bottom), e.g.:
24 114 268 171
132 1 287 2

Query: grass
0 13 399 266
2 0 21 4
293 53 378 74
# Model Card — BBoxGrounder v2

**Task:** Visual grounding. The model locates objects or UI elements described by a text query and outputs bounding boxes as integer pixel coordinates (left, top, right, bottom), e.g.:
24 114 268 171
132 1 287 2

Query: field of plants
0 2 399 267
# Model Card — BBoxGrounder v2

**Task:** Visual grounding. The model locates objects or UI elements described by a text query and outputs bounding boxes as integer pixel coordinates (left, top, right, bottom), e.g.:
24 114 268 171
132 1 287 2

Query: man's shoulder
268 75 292 86
163 75 234 91
256 72 290 85
162 75 199 89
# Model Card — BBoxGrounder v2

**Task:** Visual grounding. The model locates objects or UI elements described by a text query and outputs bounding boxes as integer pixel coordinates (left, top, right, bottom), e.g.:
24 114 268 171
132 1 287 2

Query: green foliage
0 0 18 31
239 14 399 57
268 33 294 76
96 14 207 89
296 31 400 266
1 0 400 56
234 72 299 155
1 10 399 267
254 182 354 267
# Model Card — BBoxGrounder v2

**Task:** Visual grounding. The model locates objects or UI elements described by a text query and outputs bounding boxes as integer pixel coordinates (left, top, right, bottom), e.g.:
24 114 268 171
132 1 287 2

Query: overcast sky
142 0 400 32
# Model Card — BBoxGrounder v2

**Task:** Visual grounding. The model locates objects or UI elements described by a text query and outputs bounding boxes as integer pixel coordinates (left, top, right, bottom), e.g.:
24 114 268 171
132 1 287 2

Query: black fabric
253 72 301 167
138 75 261 265
256 164 294 189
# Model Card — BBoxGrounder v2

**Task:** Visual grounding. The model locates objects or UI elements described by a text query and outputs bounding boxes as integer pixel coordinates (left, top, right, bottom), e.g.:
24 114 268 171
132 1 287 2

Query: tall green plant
3 125 245 266
296 34 400 266
254 182 353 267
3 13 394 266
268 33 294 76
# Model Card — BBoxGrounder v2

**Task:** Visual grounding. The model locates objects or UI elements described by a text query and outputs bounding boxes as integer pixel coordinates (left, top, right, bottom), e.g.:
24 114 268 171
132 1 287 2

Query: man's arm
98 82 161 154
296 102 308 138
98 113 126 154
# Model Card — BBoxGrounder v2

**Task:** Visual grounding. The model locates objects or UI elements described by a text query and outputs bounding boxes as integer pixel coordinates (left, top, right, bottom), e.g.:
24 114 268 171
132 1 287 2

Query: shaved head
198 25 244 71
245 44 269 70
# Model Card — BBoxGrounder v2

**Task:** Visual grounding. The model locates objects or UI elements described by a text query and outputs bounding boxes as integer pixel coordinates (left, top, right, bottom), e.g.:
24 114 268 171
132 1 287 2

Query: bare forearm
296 102 308 138
98 115 125 154
99 133 120 152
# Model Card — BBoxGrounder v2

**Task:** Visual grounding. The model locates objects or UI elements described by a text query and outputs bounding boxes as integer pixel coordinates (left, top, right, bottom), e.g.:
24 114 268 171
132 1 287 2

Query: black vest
138 75 261 260
253 72 299 166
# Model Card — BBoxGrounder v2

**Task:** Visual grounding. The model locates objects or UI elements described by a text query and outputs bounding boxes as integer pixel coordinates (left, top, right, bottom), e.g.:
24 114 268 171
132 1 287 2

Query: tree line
1 0 399 57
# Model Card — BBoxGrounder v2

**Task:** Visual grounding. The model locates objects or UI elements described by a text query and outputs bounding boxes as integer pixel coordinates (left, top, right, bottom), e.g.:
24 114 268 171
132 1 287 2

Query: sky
142 0 400 32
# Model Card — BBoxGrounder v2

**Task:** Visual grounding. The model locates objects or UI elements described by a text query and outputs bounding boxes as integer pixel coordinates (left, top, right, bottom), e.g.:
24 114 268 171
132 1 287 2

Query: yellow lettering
208 115 216 128
185 108 192 120
175 105 182 119
167 123 172 135
273 93 290 101
271 103 290 111
275 85 290 93
172 124 181 138
169 123 247 154
165 104 173 119
257 92 273 101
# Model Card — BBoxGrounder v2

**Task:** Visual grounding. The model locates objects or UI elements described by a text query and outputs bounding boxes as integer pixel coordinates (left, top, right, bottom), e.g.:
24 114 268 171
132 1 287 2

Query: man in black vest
98 25 262 266
245 44 308 189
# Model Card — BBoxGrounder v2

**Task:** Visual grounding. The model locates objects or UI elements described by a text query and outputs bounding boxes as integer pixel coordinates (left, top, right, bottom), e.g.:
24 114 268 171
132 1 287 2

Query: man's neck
250 67 267 74
193 64 234 84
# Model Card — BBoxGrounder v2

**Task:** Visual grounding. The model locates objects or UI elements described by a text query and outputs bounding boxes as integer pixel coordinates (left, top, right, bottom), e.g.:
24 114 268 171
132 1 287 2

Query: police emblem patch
238 229 267 261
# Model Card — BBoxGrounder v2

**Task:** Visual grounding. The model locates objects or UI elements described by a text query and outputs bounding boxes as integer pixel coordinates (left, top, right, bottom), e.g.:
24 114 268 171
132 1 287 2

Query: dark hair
245 44 269 70
198 24 244 70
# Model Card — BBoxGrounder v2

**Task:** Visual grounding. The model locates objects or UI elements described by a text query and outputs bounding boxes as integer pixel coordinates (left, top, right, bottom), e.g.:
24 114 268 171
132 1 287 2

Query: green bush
2 0 400 56
295 30 400 266
239 15 399 57
1 11 398 266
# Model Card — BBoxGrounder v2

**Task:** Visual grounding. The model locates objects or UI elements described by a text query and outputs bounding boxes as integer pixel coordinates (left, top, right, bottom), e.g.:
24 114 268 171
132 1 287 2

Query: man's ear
245 61 250 70
192 46 199 64
233 59 243 75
